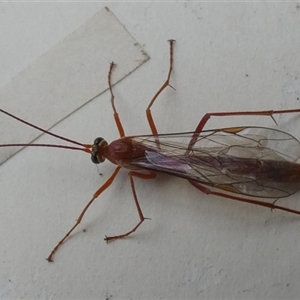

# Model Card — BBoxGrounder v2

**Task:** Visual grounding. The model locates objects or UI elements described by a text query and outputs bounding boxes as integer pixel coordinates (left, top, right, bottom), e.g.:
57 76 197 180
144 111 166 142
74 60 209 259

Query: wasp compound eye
91 137 106 164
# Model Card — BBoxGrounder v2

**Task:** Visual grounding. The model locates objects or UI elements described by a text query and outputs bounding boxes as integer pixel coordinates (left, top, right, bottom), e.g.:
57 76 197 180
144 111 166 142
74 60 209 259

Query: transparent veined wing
122 127 300 199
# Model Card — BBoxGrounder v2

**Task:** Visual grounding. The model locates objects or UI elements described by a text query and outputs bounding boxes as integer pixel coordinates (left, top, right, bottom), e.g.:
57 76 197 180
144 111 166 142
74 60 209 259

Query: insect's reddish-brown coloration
1 40 300 262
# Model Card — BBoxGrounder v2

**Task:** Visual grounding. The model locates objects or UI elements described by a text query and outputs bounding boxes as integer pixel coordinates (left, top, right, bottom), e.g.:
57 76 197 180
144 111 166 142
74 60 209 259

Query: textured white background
1 2 300 299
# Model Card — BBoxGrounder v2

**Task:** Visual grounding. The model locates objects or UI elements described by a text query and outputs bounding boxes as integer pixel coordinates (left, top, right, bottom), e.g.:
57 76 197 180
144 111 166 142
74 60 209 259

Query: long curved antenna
0 143 91 153
0 108 90 147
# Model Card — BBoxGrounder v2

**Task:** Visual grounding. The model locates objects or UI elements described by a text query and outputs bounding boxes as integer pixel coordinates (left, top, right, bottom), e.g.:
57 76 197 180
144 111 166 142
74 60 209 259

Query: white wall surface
1 2 300 299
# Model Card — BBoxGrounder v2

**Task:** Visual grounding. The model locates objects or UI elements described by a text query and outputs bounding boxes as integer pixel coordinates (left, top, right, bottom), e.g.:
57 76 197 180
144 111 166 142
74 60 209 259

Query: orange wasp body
1 40 300 261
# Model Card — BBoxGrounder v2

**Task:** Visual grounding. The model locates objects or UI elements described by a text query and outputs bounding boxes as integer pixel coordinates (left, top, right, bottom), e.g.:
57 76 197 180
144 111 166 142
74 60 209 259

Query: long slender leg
105 171 157 242
46 166 122 262
108 62 125 138
189 180 300 215
188 108 300 151
146 39 175 136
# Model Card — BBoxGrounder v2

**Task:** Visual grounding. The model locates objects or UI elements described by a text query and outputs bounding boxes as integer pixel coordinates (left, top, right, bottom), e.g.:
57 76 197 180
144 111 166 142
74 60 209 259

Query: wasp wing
123 127 300 199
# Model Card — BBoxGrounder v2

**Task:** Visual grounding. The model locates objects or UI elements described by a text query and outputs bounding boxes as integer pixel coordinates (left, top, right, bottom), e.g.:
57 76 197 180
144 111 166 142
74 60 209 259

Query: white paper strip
0 7 149 164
